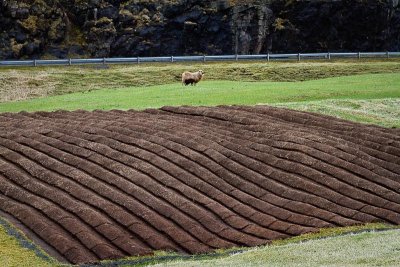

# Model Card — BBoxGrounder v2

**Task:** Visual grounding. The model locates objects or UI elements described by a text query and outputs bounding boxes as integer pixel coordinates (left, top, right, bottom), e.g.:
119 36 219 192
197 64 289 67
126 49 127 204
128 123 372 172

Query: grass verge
0 217 61 267
2 219 396 267
94 223 399 267
150 228 400 267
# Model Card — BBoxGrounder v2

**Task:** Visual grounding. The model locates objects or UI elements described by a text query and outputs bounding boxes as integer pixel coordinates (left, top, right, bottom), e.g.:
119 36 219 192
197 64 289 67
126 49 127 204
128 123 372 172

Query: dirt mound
0 106 399 264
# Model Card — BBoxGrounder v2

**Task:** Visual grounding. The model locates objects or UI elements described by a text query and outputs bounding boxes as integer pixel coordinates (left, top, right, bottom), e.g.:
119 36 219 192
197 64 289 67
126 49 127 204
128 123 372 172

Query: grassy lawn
0 73 399 114
1 59 400 102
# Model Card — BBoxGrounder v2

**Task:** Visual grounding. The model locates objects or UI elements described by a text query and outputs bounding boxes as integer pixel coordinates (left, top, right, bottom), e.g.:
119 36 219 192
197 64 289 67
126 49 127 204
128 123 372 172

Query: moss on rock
19 15 39 33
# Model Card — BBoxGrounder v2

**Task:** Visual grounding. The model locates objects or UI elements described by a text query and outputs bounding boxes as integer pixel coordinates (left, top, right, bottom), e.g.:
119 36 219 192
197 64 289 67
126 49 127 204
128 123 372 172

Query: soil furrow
0 144 146 257
0 193 98 264
57 111 348 230
1 106 399 264
2 133 182 252
101 116 354 227
19 123 251 249
148 110 400 186
6 132 207 253
122 115 384 224
0 171 125 261
83 112 370 227
157 118 400 208
158 106 400 172
42 124 269 246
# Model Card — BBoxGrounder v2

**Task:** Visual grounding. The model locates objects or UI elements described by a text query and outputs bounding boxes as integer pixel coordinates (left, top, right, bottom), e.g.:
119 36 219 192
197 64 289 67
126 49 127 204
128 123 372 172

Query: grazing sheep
181 70 204 86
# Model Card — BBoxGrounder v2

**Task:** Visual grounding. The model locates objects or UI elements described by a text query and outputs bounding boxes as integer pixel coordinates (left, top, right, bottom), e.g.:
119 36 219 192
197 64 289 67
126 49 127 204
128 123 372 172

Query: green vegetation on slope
152 229 400 267
0 218 59 267
274 98 400 128
1 59 400 102
91 223 400 266
0 73 399 114
0 220 398 267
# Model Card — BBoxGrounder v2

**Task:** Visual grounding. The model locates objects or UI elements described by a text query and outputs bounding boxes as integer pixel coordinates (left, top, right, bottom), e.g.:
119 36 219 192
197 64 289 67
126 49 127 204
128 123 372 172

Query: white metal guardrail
0 52 399 67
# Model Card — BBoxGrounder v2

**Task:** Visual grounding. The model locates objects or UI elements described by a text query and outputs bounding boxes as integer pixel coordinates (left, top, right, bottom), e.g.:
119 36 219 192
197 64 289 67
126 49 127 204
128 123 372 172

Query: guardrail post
171 56 174 62
102 57 106 65
358 52 361 59
33 59 37 67
387 51 390 59
137 57 140 64
298 53 300 61
68 58 72 66
328 52 331 60
235 54 238 61
203 55 206 62
267 53 270 62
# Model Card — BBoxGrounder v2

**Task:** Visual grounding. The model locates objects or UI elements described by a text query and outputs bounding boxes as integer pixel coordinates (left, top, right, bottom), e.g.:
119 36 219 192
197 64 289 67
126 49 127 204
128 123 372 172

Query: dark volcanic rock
269 0 396 52
0 0 399 59
85 17 117 57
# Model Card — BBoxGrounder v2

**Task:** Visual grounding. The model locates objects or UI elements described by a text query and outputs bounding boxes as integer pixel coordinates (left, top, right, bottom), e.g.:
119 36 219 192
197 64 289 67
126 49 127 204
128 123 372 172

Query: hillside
1 0 399 59
1 106 399 264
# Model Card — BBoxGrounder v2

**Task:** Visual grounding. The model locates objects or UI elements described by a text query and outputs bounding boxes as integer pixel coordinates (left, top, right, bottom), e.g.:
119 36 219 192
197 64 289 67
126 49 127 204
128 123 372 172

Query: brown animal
181 70 204 86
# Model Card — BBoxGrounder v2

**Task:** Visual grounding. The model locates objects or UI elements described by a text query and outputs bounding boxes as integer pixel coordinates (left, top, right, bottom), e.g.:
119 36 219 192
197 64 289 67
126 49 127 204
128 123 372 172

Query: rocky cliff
0 0 399 59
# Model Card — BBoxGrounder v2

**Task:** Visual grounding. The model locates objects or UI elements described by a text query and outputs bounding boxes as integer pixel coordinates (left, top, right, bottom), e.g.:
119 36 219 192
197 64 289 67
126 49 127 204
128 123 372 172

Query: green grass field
1 59 400 102
1 71 399 128
0 72 399 112
0 59 399 266
0 219 62 267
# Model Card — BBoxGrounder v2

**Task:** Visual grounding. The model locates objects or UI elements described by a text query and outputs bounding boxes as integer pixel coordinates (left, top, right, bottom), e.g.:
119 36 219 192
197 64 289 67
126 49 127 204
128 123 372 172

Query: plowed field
0 106 399 264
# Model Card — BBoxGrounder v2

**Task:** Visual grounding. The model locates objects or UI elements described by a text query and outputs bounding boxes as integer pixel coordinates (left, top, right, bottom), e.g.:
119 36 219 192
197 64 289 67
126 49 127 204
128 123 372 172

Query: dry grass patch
0 70 58 102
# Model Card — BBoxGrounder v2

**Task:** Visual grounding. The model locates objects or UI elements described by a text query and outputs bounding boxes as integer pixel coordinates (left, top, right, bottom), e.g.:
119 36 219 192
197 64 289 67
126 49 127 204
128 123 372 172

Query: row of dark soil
0 106 399 264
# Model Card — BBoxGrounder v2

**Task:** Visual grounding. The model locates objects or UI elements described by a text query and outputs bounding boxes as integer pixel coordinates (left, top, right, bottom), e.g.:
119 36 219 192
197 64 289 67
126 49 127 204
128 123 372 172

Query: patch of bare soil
0 106 399 264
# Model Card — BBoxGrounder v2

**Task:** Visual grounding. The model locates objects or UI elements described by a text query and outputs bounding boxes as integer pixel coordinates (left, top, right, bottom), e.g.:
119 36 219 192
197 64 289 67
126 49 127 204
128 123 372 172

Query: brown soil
0 105 399 264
